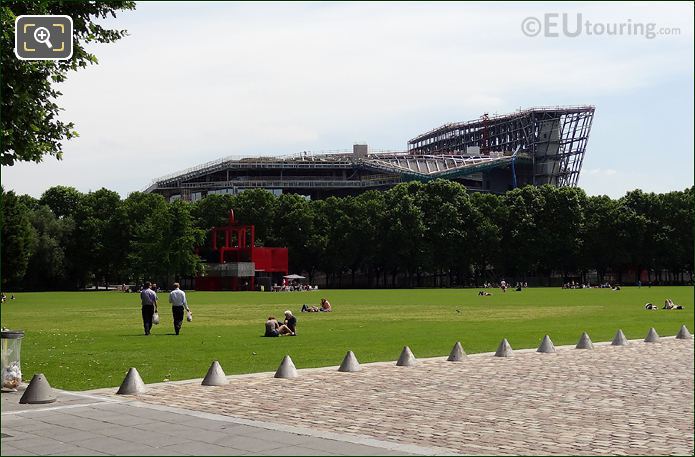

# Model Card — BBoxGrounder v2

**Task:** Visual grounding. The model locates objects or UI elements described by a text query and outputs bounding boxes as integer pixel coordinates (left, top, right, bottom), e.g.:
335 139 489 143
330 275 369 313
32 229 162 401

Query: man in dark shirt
140 281 158 335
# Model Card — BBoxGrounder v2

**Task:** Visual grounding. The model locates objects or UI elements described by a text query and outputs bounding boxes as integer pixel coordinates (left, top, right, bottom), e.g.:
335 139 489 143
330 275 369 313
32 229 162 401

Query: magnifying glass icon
33 27 53 49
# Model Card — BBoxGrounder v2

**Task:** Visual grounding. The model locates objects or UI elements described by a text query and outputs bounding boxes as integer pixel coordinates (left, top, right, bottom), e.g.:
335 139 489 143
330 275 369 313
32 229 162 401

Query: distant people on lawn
500 279 507 292
478 290 492 296
284 310 297 336
301 304 320 312
169 283 191 335
663 299 683 310
264 316 293 337
140 281 158 335
301 298 332 313
644 302 657 310
320 298 332 312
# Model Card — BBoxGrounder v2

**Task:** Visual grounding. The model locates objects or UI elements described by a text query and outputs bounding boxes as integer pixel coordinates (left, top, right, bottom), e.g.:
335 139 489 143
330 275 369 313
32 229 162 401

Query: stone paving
121 337 694 456
1 390 414 455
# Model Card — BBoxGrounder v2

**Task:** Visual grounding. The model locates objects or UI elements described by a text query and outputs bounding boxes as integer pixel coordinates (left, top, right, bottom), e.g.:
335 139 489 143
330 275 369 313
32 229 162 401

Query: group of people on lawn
138 281 333 338
644 299 684 310
264 298 332 337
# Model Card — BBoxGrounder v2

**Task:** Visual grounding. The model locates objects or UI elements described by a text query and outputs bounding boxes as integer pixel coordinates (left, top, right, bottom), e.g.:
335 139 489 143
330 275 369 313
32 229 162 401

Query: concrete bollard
396 346 417 366
338 351 361 372
19 373 57 404
202 360 228 386
447 341 466 361
611 329 629 346
494 338 513 357
575 332 594 349
676 324 692 340
116 368 146 395
274 355 298 378
644 328 660 343
537 335 556 353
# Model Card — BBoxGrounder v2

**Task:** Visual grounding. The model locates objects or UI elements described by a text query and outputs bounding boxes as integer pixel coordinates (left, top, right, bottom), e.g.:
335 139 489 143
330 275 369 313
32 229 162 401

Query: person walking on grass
169 283 191 335
140 281 158 335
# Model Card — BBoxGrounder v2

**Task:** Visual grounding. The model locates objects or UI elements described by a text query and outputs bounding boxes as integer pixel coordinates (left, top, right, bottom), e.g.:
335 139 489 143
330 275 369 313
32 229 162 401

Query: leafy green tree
652 189 693 283
1 1 135 165
580 195 618 283
383 182 426 287
71 188 127 288
191 194 236 231
122 192 169 284
535 186 587 281
313 197 349 286
503 186 544 279
160 200 205 284
345 191 386 287
39 186 82 218
417 180 472 286
272 193 319 276
24 205 74 289
1 189 38 288
469 192 506 284
231 189 278 244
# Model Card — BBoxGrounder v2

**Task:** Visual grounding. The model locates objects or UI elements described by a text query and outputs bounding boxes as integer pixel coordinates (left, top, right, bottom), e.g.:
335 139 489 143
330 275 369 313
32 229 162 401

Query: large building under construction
145 106 595 200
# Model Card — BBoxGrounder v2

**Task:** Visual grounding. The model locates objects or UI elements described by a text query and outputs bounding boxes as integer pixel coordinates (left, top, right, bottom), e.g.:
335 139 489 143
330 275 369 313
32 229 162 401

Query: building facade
145 106 595 201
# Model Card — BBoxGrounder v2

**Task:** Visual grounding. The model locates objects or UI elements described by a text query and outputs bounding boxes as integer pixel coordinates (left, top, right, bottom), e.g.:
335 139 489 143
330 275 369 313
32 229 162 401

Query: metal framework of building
145 106 594 201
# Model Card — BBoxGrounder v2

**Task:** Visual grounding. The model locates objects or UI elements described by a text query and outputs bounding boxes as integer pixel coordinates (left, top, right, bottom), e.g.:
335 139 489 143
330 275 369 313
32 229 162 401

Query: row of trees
1 181 693 290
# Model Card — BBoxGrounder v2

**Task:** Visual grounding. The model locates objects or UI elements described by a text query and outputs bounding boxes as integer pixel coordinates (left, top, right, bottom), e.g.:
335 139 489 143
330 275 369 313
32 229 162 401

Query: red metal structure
195 210 288 291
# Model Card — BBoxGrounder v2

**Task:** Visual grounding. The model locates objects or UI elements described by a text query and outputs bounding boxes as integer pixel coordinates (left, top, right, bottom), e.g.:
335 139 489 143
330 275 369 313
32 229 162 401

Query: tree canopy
1 183 692 290
1 1 135 166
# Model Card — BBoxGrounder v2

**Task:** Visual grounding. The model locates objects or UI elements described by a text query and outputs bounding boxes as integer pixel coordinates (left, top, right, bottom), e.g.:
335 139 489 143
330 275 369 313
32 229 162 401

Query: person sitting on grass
264 316 293 337
644 302 657 310
320 298 332 312
284 310 297 336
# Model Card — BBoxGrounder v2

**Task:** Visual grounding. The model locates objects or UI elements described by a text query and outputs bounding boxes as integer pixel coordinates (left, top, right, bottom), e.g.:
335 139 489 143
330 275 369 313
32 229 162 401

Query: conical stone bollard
338 351 361 372
494 338 513 357
676 324 692 340
274 355 298 378
537 335 556 353
396 346 417 366
447 341 466 361
19 373 56 404
575 332 594 349
202 360 228 386
611 329 629 346
116 368 146 395
644 328 660 343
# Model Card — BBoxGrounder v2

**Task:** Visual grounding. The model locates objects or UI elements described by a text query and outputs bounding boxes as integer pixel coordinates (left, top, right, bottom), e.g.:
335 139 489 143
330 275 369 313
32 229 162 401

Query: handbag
152 311 160 325
186 310 192 322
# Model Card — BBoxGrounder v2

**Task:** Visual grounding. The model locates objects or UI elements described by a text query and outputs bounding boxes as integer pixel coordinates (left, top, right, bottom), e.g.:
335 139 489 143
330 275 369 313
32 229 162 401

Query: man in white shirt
169 283 191 335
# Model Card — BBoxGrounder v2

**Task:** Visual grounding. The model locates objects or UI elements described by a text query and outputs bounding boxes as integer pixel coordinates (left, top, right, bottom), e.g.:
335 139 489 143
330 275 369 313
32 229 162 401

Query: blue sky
3 1 693 198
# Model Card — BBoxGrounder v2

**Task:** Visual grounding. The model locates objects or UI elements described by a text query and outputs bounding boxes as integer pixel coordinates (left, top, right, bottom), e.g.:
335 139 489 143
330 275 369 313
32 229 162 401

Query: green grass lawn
1 287 693 391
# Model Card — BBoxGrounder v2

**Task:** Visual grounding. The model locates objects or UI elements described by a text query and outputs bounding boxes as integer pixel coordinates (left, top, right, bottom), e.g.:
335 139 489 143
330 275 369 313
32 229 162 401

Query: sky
2 1 693 199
